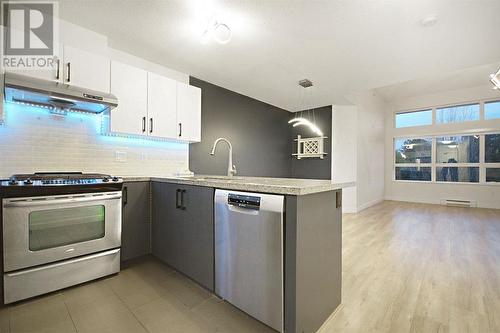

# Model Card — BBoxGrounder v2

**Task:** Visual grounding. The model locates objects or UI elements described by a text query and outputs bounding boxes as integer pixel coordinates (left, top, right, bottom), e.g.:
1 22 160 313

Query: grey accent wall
290 106 332 180
189 77 292 177
189 77 332 179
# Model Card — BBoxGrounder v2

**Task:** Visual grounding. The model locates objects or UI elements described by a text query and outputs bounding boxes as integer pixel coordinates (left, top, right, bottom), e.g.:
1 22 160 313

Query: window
436 167 479 182
395 138 432 163
486 168 500 182
485 134 500 163
393 99 500 185
485 134 500 183
395 167 431 181
394 133 500 184
436 135 479 163
394 137 432 181
436 104 480 124
395 109 432 128
485 101 500 120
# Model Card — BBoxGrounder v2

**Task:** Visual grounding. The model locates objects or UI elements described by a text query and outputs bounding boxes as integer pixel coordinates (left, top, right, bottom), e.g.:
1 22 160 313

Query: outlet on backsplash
115 151 127 162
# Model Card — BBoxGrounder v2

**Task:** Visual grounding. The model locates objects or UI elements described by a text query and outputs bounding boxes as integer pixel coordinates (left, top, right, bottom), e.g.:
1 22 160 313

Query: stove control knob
112 177 119 182
102 177 110 182
8 179 18 186
24 178 33 185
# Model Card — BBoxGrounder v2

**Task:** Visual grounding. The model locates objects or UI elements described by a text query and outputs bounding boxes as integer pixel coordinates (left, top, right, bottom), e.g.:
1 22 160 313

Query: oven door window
29 205 106 251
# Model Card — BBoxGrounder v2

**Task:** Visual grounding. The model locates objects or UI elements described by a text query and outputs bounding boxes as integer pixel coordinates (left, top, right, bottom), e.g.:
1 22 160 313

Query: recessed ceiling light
419 15 438 27
213 23 232 44
201 20 232 44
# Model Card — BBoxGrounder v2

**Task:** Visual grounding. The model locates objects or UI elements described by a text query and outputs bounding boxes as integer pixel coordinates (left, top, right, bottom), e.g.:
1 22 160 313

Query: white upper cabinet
62 45 110 92
147 72 178 138
109 61 148 136
177 82 202 142
8 43 63 82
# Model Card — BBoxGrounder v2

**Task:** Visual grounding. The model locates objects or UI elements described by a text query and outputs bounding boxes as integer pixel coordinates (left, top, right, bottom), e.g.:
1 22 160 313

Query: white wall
352 92 386 211
332 91 386 212
332 105 358 212
384 84 500 209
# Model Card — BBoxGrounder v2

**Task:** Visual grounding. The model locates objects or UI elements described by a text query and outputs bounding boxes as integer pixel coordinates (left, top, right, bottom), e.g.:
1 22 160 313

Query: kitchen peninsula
123 175 353 333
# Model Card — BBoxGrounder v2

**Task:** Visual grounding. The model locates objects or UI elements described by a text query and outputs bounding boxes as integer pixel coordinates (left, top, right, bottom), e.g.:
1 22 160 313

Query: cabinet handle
150 118 153 134
181 189 186 210
66 62 71 82
142 117 146 133
336 191 342 209
123 186 128 206
178 123 182 137
55 58 60 80
176 189 182 209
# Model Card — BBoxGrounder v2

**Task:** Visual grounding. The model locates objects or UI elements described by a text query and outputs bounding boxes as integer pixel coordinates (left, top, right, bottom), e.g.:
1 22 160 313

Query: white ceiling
59 0 500 111
375 61 500 103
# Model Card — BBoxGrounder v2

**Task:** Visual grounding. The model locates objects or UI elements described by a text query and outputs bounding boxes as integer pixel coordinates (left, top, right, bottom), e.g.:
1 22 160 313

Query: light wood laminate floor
0 201 498 333
319 200 500 333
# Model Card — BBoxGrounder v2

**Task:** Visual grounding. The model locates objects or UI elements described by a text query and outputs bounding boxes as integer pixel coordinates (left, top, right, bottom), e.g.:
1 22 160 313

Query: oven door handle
3 192 122 208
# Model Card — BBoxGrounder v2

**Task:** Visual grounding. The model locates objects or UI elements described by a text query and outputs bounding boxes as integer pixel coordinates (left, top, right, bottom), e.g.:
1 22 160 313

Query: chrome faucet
210 137 237 177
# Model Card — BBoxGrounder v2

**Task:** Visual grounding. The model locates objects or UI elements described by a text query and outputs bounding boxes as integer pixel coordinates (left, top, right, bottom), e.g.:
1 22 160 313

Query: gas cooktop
1 172 122 187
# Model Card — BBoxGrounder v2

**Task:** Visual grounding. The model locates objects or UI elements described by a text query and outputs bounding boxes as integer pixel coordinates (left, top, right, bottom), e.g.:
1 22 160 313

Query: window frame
484 100 500 120
392 132 500 186
393 98 500 129
435 103 481 124
394 109 433 128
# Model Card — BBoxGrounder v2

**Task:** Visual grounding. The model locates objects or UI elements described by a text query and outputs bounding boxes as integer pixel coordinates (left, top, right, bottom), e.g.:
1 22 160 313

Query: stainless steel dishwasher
215 189 284 332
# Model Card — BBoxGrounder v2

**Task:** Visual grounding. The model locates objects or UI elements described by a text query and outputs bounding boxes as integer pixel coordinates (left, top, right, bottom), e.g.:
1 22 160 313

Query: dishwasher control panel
228 193 261 210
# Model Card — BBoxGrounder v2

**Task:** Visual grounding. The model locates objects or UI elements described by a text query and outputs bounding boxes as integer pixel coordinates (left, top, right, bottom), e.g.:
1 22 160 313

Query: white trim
384 196 500 209
342 205 358 214
392 179 499 186
393 98 500 117
357 198 384 212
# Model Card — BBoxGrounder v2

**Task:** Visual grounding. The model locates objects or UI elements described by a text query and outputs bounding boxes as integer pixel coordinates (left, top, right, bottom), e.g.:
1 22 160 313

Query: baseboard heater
440 199 477 208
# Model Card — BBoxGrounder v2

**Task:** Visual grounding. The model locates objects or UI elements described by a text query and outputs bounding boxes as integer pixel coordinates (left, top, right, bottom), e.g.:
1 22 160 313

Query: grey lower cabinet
152 182 214 291
121 182 151 261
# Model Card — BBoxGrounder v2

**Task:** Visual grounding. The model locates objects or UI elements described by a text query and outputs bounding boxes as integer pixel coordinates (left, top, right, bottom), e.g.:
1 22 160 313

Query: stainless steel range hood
3 72 118 113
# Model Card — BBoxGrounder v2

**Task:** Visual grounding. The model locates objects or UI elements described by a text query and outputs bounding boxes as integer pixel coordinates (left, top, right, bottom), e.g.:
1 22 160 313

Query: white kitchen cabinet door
147 72 178 138
109 61 148 135
10 44 63 82
176 82 201 142
63 45 110 92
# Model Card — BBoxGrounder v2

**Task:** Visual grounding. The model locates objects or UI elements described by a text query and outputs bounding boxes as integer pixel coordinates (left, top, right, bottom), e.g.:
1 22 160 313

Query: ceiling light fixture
202 20 232 44
490 68 500 90
288 118 323 136
419 14 438 27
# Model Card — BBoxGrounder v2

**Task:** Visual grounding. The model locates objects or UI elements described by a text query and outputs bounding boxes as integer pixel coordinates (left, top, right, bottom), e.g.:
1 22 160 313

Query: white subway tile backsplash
0 104 190 178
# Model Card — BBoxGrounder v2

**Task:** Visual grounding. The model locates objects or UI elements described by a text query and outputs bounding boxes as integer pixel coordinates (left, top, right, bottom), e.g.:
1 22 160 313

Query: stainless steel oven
1 173 123 304
3 191 122 272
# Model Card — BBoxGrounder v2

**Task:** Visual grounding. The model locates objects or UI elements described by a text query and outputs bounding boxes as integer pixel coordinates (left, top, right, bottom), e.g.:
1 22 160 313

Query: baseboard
356 198 384 212
384 196 437 205
342 205 358 213
384 196 500 209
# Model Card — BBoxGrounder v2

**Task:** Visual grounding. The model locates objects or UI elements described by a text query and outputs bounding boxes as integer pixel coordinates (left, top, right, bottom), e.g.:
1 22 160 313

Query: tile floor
0 256 275 333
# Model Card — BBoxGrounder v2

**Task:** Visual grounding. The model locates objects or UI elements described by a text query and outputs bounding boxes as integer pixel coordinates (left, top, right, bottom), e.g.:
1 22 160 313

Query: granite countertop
121 175 354 195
